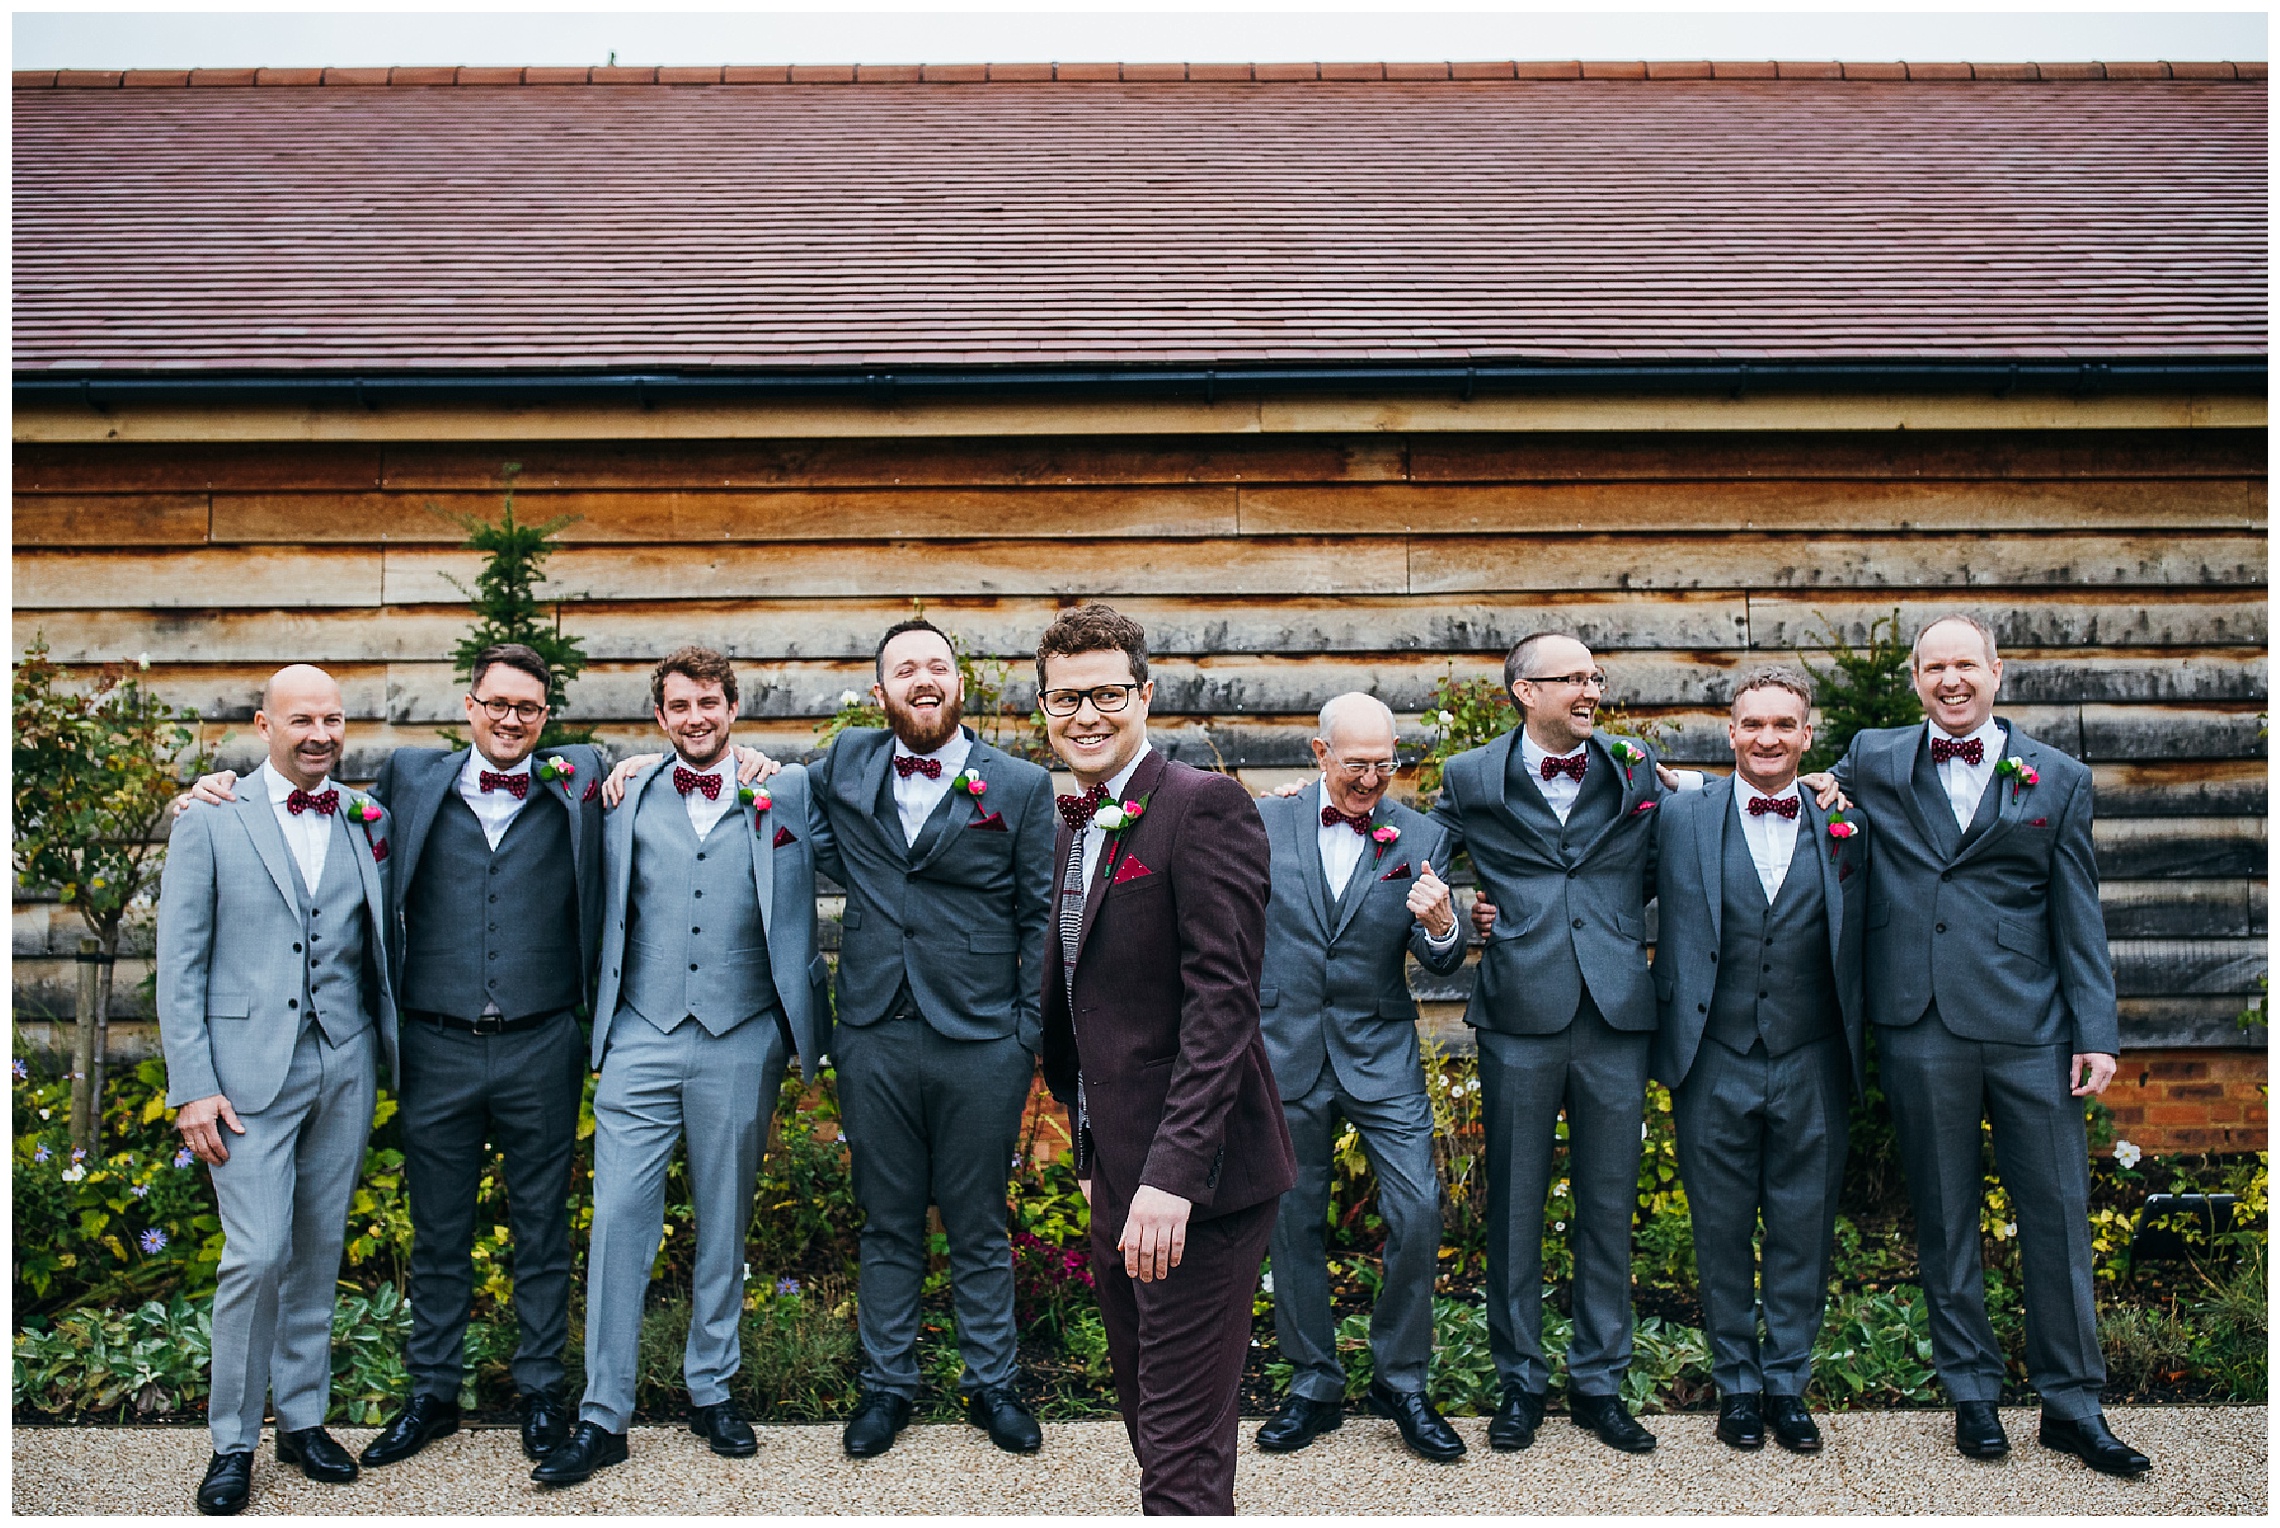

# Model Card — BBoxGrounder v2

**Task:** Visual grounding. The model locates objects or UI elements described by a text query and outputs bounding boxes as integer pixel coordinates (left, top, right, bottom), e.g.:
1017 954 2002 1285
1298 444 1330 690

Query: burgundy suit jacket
1041 749 1297 1220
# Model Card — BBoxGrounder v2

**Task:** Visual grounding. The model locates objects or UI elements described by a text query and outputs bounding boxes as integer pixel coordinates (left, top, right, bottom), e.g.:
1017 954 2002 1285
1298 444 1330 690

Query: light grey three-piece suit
157 780 401 1456
579 759 830 1432
1256 790 1467 1401
1651 776 1866 1398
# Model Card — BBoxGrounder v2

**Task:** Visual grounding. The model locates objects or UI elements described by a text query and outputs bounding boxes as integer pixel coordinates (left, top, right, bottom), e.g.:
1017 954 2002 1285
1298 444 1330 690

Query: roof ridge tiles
12 58 2267 89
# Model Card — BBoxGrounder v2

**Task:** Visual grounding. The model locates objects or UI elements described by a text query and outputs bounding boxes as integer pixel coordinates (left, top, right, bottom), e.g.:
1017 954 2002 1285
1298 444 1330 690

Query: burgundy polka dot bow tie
285 788 338 816
1748 795 1800 820
1321 804 1372 836
480 770 530 799
1931 736 1985 766
672 766 722 800
894 755 942 780
1057 782 1109 832
1540 753 1588 783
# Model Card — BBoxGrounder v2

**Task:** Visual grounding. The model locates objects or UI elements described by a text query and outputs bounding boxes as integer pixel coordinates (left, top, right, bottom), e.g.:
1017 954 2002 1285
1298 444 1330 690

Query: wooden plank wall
12 425 2268 1051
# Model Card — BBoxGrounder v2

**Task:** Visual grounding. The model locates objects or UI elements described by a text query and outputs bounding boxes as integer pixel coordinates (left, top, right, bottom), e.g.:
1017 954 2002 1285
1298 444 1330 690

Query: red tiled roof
11 67 2267 374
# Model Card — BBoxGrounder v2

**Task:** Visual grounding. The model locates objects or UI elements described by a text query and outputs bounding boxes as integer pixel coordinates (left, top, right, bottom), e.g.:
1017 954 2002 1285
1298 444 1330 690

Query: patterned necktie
1056 782 1109 832
894 755 942 780
1321 804 1372 836
1748 795 1800 820
1540 752 1588 784
1931 735 1985 766
286 788 339 816
672 765 721 800
480 769 530 799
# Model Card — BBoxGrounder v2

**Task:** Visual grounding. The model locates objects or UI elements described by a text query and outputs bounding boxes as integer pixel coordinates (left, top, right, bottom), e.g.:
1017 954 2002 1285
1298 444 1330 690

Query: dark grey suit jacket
1833 720 2119 1054
1256 791 1469 1103
806 726 1056 1050
1430 730 1668 1034
370 743 608 1017
1650 775 1868 1092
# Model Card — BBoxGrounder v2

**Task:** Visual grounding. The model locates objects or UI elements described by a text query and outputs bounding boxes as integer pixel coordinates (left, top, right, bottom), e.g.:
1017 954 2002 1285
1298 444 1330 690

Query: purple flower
10 1058 25 1080
139 1228 168 1255
131 1183 150 1199
174 1147 193 1169
33 1144 50 1164
68 1146 86 1164
775 1277 801 1296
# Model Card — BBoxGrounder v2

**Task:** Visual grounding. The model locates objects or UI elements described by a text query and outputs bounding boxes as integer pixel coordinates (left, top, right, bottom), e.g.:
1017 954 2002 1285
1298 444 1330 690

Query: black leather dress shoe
1955 1401 2011 1460
360 1393 461 1467
691 1397 759 1458
1571 1393 1657 1454
195 1451 253 1515
1716 1392 1766 1450
1767 1395 1823 1454
968 1386 1044 1454
1256 1394 1344 1454
2040 1412 2150 1478
1487 1387 1546 1452
521 1388 571 1462
842 1391 914 1459
530 1422 628 1486
276 1427 359 1483
1368 1381 1466 1463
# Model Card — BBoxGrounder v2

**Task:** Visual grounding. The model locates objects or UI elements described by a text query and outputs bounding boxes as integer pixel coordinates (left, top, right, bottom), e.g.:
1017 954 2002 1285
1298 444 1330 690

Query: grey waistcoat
1495 743 1625 1015
400 790 581 1020
1706 807 1840 1057
620 783 774 1036
302 811 375 1045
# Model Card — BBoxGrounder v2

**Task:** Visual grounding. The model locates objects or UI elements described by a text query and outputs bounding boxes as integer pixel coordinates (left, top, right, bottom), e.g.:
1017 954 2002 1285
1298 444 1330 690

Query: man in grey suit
1651 667 1865 1457
181 643 607 1469
532 645 829 1486
1434 632 1668 1455
158 664 399 1515
1813 614 2146 1477
1252 693 1469 1463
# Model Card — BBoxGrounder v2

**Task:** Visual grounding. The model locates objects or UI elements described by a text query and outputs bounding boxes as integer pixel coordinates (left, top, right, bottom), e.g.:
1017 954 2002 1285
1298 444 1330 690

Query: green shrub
2189 1253 2268 1400
1810 1286 1941 1408
740 1279 860 1421
2099 1304 2195 1393
329 1284 415 1425
12 1294 211 1418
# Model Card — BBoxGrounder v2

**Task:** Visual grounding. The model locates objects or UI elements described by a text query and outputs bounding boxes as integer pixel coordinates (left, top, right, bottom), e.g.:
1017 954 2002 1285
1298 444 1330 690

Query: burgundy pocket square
968 811 1008 832
1630 800 1658 817
1379 862 1411 881
2029 817 2050 828
370 837 390 864
773 825 798 848
581 778 599 803
1111 855 1153 885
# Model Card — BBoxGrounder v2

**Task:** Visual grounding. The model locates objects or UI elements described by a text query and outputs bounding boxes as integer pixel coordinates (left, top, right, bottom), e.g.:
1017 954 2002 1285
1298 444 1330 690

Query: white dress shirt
1931 717 2005 832
1734 778 1804 903
262 759 334 897
1518 733 1591 823
1078 744 1152 888
670 754 738 838
457 749 533 851
891 730 973 847
1314 781 1460 949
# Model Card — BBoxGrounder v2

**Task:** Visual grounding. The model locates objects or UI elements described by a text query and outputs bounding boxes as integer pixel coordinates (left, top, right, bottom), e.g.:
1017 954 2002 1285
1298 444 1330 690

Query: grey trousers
833 1015 1033 1399
1672 1033 1849 1397
206 1022 376 1454
1879 1010 2107 1420
1476 994 1650 1398
579 1011 788 1432
399 1009 585 1401
1271 1075 1441 1400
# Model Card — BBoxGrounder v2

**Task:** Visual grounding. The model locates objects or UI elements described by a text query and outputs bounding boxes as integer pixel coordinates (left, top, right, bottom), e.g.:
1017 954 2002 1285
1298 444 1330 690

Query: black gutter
13 358 2266 408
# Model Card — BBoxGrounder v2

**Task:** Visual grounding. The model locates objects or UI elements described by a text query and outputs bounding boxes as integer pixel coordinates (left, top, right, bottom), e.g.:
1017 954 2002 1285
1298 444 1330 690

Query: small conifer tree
1802 607 1923 771
432 462 593 747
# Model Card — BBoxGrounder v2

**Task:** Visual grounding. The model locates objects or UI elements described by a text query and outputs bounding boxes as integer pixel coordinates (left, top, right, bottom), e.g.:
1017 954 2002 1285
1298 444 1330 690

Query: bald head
256 664 347 790
1317 692 1397 752
1312 691 1401 816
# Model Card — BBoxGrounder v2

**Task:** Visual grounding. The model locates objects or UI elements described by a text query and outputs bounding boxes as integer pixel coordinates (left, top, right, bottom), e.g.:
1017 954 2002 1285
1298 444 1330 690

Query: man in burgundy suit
1036 604 1297 1516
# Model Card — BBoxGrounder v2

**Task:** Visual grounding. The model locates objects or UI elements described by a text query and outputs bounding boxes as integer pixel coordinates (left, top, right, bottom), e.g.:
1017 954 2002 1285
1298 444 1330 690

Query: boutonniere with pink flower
1995 755 2039 801
537 755 576 789
950 768 988 798
1094 794 1149 876
740 782 773 831
346 793 383 825
1370 822 1400 860
1825 808 1860 857
1606 737 1647 785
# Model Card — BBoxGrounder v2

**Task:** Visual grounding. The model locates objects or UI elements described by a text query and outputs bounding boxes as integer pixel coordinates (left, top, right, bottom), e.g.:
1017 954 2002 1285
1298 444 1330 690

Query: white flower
60 1164 86 1182
2113 1140 2143 1170
1553 1220 1565 1232
135 653 151 669
1260 1270 1275 1295
1642 1121 1649 1140
1437 710 1456 727
1093 804 1126 832
2003 1221 2018 1239
839 689 862 707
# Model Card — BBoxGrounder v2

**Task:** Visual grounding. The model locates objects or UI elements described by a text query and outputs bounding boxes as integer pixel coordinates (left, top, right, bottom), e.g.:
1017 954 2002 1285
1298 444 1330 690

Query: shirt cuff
1423 918 1463 951
1671 769 1708 792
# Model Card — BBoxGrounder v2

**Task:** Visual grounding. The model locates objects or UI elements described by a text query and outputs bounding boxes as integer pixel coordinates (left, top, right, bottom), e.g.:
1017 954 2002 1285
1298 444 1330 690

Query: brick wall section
2099 1048 2269 1155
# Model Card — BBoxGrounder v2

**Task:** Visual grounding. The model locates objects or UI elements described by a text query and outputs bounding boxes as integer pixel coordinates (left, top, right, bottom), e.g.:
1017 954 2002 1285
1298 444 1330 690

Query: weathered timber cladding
11 423 2267 1062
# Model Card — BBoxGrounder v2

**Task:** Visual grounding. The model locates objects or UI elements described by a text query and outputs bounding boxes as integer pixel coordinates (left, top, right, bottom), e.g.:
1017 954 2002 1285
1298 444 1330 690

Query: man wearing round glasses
178 643 609 1472
1252 694 1469 1464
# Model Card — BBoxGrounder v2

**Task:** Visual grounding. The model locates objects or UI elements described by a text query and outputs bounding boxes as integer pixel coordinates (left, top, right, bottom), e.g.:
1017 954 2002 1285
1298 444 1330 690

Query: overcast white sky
11 7 2268 70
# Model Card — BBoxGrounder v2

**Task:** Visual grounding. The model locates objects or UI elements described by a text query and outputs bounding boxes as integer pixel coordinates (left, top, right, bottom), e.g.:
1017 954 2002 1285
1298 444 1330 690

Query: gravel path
10 1406 2263 1515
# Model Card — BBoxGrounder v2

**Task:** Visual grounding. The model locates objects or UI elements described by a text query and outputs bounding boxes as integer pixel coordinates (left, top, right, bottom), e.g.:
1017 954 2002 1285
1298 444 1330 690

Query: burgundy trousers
1091 1191 1277 1516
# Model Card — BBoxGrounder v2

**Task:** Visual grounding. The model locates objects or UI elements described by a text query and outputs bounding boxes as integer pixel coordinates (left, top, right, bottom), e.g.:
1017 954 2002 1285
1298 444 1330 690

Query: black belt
407 1008 567 1036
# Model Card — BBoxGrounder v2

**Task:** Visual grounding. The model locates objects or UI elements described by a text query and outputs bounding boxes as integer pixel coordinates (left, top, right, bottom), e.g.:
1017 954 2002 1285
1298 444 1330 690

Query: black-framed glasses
472 696 548 724
1039 683 1140 717
1521 670 1608 692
